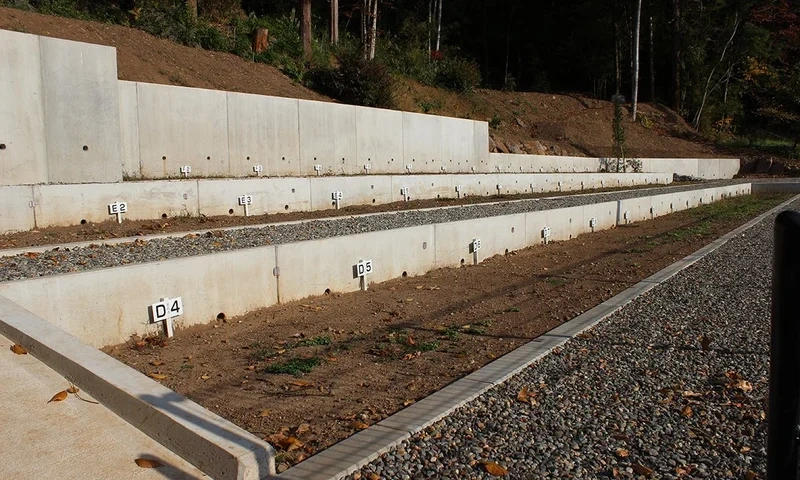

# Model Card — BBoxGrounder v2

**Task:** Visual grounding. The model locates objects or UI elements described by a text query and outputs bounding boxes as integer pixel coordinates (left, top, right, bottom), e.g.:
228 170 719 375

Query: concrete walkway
0 333 207 480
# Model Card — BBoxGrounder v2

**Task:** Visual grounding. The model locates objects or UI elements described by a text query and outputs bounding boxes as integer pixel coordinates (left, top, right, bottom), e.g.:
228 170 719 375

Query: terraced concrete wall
488 153 740 180
0 30 122 185
0 184 750 347
0 172 670 232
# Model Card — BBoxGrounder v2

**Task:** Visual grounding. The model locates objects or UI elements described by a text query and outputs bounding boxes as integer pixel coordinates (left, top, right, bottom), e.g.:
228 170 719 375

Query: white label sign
180 165 192 175
455 185 463 193
400 187 409 196
332 191 343 201
238 195 253 206
542 226 551 239
405 164 413 171
356 260 373 277
151 297 184 322
314 164 322 172
472 239 482 251
253 165 264 173
108 201 128 215
589 217 598 228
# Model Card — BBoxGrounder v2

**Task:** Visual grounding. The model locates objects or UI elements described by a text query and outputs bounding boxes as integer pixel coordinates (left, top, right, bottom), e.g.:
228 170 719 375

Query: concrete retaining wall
0 172 670 232
0 184 750 347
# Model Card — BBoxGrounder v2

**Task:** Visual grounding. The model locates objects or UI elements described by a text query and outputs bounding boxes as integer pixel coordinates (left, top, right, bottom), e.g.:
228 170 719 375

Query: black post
769 211 800 480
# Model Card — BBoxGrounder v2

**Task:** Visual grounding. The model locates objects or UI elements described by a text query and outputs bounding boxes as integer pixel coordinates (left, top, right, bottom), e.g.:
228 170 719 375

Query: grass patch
263 357 323 376
546 277 569 287
504 306 521 313
443 326 460 341
287 335 332 349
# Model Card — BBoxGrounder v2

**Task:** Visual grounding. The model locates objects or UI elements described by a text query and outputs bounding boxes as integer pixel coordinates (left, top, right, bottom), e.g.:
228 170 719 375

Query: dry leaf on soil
258 409 271 417
48 390 68 403
481 461 508 476
681 405 693 418
134 458 163 468
351 420 369 431
295 423 311 435
149 361 164 366
615 448 629 458
516 386 533 404
148 373 168 380
11 344 27 355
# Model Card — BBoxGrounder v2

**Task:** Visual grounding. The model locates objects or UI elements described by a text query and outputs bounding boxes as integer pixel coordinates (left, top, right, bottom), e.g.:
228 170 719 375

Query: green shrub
134 0 197 45
308 51 395 108
435 57 482 94
196 20 230 51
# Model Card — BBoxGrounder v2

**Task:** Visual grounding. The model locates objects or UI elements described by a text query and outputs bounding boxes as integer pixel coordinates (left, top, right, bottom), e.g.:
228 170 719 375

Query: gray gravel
0 181 743 283
348 197 795 479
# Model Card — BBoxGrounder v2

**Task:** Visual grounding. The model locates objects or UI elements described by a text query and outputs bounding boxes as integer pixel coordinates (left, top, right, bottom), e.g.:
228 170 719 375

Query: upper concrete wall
1 30 121 185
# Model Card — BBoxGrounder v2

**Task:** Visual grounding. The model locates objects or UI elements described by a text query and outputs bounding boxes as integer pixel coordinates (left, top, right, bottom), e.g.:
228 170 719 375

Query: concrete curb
0 296 276 480
278 192 800 480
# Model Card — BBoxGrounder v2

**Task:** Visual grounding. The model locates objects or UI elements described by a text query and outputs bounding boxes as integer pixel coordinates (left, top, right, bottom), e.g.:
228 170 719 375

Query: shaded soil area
2 7 729 160
104 193 790 471
0 183 671 250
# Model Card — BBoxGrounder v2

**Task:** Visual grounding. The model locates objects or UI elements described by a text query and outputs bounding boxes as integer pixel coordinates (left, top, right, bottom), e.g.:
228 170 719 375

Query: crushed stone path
346 197 794 479
0 334 207 480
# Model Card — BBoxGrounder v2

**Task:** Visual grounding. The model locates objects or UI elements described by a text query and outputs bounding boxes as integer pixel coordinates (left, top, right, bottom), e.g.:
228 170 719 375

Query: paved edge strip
0 182 725 258
0 296 277 480
277 191 800 480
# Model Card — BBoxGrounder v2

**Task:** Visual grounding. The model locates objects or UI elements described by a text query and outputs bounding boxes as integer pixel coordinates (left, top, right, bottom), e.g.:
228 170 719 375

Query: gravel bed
0 181 742 283
348 197 795 480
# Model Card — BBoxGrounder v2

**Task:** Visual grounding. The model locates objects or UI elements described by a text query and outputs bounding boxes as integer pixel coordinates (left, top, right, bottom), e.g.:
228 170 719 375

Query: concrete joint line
281 191 800 480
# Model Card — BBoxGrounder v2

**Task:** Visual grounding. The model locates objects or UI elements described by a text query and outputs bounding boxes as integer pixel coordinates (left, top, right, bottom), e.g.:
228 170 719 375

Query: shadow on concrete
139 391 276 480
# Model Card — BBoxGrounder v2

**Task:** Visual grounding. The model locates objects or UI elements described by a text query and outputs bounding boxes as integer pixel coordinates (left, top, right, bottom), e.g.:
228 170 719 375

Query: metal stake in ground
470 238 482 265
108 201 127 224
355 259 373 291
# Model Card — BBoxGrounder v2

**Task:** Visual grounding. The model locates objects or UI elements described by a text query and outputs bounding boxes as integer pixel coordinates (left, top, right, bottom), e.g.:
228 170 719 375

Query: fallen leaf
481 461 508 476
134 458 163 468
516 386 535 404
23 252 39 259
148 373 168 380
699 335 711 351
745 471 757 480
11 344 27 355
351 420 369 430
149 361 164 366
282 437 304 452
682 391 703 398
681 405 693 418
258 409 271 417
740 446 752 453
403 399 415 407
406 335 416 346
201 375 211 380
632 464 654 477
48 390 68 403
733 379 753 392
66 385 80 394
615 448 629 458
295 423 311 435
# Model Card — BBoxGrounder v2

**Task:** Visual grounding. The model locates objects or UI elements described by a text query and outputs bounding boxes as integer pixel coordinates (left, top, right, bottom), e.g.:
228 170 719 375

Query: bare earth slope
0 7 721 159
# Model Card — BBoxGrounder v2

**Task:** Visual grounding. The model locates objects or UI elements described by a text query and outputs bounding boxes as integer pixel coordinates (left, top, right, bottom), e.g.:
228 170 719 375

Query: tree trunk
361 0 367 53
670 0 682 111
632 0 642 120
368 0 378 60
435 0 443 53
649 15 655 102
186 0 197 19
504 1 514 85
613 0 621 95
330 0 339 45
300 0 312 60
427 0 432 56
692 13 741 130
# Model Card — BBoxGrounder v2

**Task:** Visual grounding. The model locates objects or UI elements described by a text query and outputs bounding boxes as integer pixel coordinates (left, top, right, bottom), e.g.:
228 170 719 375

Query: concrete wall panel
118 81 140 179
40 36 122 184
473 121 490 169
355 107 403 174
391 175 453 201
309 176 393 210
227 92 300 178
0 30 47 186
440 117 475 172
136 83 229 178
298 100 357 175
583 201 619 232
434 214 526 268
275 226 435 302
449 174 501 197
0 186 35 232
197 178 311 217
403 112 441 168
32 181 199 226
0 247 277 347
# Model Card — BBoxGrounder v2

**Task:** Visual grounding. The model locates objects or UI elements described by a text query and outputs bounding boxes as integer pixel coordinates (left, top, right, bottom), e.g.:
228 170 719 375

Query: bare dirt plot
103 193 790 470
